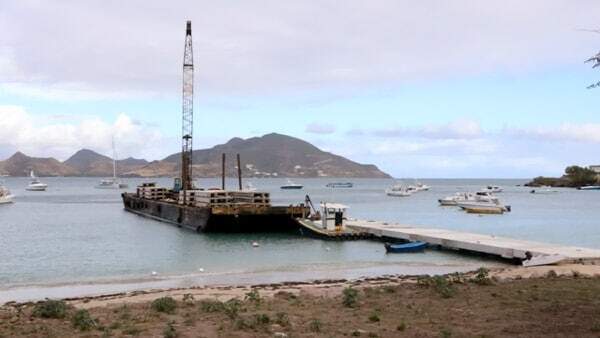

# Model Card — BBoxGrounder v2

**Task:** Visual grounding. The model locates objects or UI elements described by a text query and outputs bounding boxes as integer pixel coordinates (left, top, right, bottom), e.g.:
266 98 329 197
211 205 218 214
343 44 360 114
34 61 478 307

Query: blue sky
1 1 600 178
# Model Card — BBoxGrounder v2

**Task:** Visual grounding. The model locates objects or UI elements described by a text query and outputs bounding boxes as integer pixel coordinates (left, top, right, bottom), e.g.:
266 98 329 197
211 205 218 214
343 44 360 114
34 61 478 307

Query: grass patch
342 287 359 308
244 289 261 305
151 297 177 314
417 276 456 298
397 322 407 331
199 299 225 313
275 312 290 327
71 309 97 331
33 299 68 319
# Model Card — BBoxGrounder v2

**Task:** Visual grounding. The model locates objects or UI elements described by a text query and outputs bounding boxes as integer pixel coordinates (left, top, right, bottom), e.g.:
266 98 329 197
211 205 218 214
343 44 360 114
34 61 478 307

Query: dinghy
384 241 427 253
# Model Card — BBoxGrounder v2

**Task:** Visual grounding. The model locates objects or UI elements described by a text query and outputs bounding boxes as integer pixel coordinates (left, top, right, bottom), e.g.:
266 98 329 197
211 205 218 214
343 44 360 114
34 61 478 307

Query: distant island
0 133 391 178
525 165 600 188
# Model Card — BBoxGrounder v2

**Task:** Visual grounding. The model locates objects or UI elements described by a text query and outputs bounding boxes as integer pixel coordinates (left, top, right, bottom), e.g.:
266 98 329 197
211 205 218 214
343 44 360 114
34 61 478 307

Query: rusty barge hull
121 193 307 233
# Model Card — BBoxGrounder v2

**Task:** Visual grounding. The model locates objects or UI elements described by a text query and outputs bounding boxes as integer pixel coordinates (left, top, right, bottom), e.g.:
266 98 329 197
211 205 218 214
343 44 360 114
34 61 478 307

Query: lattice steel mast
181 21 194 190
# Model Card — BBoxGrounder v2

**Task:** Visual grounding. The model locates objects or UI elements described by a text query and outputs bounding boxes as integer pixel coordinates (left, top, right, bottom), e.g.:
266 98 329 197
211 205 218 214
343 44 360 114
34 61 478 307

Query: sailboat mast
112 137 117 179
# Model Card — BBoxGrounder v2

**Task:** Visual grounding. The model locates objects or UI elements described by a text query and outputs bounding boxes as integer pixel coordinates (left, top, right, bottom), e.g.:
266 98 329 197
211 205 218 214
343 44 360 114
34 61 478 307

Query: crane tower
181 21 194 191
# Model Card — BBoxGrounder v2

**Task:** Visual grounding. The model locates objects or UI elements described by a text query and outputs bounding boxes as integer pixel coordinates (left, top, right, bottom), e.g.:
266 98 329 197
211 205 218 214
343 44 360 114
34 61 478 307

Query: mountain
0 133 390 178
0 152 79 176
63 149 148 176
151 133 390 178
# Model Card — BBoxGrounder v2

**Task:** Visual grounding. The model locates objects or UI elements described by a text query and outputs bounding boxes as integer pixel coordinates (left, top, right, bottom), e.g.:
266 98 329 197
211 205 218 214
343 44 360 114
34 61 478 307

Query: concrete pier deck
346 219 600 261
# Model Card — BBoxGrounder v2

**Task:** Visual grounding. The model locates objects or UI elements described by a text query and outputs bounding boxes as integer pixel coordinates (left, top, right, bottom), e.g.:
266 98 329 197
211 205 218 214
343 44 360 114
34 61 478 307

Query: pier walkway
346 220 600 261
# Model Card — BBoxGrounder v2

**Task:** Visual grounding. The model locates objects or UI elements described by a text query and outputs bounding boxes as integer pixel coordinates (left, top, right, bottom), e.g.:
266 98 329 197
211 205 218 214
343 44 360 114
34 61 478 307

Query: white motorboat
530 186 559 194
280 179 303 190
482 185 503 193
386 183 412 197
415 182 430 191
438 191 497 206
577 185 600 190
457 196 511 214
26 170 48 191
0 185 14 204
326 182 353 188
95 139 128 189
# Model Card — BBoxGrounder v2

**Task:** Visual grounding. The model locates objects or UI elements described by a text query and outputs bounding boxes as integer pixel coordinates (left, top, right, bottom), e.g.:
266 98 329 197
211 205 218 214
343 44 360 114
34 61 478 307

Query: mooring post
237 153 242 191
221 153 226 190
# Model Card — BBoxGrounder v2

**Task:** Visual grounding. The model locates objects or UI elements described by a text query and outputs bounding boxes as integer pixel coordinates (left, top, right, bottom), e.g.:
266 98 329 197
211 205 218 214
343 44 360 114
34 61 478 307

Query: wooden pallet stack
137 184 167 200
177 190 271 207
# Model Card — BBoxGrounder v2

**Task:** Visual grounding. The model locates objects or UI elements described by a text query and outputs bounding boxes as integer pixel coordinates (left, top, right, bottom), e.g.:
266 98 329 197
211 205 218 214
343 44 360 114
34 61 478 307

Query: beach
2 264 600 337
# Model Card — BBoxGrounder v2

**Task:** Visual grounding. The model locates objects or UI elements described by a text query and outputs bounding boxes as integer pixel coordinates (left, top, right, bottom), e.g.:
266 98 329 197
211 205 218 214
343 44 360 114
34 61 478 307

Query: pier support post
237 154 242 191
221 153 226 190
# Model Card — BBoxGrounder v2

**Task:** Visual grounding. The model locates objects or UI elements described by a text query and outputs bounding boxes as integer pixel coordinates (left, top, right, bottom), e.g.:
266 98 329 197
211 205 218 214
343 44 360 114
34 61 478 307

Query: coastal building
589 165 600 174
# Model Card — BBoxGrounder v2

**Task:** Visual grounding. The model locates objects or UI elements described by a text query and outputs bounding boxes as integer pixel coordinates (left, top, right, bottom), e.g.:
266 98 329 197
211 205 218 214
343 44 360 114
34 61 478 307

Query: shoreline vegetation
2 264 600 337
525 165 599 188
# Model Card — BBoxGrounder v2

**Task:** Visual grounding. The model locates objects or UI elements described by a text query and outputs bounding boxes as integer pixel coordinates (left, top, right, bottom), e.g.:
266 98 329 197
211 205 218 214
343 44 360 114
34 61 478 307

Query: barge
122 183 309 233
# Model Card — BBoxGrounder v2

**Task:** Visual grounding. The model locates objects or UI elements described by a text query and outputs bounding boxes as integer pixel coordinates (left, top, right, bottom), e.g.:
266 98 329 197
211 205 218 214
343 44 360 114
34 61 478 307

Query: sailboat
95 140 128 189
26 170 48 191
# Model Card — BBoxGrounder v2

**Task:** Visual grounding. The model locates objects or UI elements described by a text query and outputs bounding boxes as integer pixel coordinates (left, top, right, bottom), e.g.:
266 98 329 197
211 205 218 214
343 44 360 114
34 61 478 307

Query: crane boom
181 21 194 191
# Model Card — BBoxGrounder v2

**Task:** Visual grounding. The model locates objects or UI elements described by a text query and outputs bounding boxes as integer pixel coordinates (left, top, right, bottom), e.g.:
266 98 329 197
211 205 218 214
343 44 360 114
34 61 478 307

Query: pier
346 219 600 262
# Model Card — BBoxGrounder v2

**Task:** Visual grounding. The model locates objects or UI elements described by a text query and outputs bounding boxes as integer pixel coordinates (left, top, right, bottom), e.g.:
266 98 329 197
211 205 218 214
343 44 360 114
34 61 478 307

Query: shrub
163 322 177 338
368 312 380 322
199 299 225 313
224 299 242 319
275 312 290 327
72 309 97 331
151 297 177 314
432 276 455 298
471 267 493 285
342 287 359 308
182 293 194 306
397 322 407 331
33 299 68 319
244 289 261 304
309 318 322 332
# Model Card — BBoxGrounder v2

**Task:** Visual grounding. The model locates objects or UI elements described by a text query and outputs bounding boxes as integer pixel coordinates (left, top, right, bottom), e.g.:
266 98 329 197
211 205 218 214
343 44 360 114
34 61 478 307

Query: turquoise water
0 177 598 300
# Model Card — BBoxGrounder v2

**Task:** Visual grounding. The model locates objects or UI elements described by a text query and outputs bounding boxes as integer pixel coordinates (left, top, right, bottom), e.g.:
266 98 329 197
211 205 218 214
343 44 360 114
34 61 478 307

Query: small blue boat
384 241 427 253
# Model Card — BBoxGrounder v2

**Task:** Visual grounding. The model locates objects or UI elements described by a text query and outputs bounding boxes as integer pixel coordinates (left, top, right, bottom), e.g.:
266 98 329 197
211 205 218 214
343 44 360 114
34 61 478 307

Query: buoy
151 271 158 276
198 268 205 272
252 241 259 247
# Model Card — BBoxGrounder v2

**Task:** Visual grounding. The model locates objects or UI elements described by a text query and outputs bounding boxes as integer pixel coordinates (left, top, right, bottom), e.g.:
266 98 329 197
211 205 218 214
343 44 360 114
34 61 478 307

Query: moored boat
577 185 600 190
0 184 14 204
386 182 413 197
384 241 427 253
438 191 496 206
281 179 303 190
482 185 503 193
326 182 353 188
26 170 47 191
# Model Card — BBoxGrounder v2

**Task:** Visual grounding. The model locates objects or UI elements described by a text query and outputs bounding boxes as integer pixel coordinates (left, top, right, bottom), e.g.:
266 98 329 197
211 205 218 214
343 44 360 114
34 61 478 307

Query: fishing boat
280 179 303 190
26 170 48 191
95 140 128 189
0 184 14 204
386 184 412 197
326 182 353 188
577 185 600 190
384 241 427 253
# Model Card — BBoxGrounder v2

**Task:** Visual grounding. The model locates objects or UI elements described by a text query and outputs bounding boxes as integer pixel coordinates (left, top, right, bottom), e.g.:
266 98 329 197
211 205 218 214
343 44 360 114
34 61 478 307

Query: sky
1 0 600 178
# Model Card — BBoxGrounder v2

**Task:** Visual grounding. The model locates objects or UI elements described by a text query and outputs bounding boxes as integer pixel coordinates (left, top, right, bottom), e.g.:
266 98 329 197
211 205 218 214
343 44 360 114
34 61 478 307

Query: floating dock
346 220 600 262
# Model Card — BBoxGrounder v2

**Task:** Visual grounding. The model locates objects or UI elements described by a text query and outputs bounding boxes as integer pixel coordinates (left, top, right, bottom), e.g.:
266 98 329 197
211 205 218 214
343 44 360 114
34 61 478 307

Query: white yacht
482 185 503 193
95 140 128 189
0 184 14 204
415 182 430 191
438 191 497 206
386 183 412 197
26 170 48 191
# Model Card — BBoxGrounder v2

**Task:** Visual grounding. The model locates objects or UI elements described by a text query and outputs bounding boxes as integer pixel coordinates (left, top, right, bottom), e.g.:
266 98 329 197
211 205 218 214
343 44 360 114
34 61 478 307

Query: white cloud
305 122 336 134
0 106 168 160
373 119 483 140
510 123 600 143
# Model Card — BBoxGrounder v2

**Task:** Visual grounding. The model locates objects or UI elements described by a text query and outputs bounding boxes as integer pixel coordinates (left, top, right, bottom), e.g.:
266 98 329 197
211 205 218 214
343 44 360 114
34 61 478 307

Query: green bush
244 289 261 304
33 299 68 319
72 309 97 331
163 322 177 338
342 287 359 308
199 299 225 313
224 299 242 319
151 296 177 314
368 312 380 322
471 267 493 285
275 312 290 327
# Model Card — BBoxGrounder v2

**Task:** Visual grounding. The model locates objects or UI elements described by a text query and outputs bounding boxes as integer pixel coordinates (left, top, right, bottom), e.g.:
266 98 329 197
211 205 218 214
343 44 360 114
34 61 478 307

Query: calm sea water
1 177 599 301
